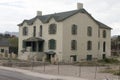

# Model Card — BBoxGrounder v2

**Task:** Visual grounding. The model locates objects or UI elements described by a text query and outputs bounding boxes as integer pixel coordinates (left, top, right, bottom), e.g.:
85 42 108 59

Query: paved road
0 69 49 80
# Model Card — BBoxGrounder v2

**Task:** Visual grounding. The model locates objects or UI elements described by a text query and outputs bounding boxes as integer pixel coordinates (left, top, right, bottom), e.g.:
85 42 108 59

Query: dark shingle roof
0 38 10 47
18 9 111 29
24 37 44 42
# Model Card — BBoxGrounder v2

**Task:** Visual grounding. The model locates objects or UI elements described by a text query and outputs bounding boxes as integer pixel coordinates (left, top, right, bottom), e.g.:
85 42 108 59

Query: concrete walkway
0 66 88 80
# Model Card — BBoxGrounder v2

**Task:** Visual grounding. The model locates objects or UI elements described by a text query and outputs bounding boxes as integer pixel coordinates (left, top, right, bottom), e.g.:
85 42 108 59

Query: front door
70 55 77 62
102 54 106 59
46 54 51 62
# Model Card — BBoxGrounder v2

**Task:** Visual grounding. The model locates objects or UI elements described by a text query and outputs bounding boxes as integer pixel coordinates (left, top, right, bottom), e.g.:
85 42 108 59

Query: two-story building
18 3 111 62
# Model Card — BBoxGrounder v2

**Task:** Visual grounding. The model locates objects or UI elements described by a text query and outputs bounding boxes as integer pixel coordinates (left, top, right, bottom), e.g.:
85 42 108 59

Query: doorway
102 54 106 59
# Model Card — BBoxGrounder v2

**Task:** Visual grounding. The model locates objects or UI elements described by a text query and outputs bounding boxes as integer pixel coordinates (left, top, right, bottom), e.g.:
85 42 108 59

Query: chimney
77 3 83 9
37 11 42 16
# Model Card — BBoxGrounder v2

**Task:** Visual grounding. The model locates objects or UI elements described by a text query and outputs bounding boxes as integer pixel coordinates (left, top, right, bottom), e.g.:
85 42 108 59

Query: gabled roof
18 9 111 29
0 38 10 47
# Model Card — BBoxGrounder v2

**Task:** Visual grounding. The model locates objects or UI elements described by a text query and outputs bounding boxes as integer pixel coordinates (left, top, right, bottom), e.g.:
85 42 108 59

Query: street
0 69 49 80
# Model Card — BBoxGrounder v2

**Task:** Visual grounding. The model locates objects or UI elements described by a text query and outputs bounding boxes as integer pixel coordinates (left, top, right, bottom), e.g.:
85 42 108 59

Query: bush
98 58 120 64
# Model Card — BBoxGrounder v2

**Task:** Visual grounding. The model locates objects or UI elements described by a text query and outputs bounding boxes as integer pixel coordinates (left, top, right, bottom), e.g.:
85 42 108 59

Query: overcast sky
0 0 119 36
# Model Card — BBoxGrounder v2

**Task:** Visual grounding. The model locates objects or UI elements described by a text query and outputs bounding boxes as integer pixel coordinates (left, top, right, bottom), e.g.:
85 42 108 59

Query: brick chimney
37 11 42 16
77 3 83 9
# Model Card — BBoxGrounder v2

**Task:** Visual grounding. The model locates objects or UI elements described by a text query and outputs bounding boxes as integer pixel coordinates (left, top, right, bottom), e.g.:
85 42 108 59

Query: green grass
98 58 120 64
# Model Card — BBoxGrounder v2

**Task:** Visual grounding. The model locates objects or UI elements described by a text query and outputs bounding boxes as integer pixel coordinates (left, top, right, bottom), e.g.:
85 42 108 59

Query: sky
0 0 119 36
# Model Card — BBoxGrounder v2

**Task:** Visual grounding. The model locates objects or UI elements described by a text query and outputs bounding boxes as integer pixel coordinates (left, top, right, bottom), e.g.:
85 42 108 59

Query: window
1 49 4 53
40 25 42 36
87 26 92 36
22 41 26 48
23 27 28 35
98 42 100 50
103 30 106 38
49 24 57 34
33 26 36 37
87 41 92 50
71 40 77 50
72 24 77 35
103 41 106 52
87 55 92 61
48 39 56 49
98 29 100 37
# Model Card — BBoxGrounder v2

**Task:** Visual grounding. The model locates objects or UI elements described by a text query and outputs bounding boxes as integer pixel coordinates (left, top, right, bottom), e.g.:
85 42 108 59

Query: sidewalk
0 66 88 80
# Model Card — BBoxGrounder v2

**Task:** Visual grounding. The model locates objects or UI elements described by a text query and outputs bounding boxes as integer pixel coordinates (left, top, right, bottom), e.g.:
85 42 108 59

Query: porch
23 37 44 52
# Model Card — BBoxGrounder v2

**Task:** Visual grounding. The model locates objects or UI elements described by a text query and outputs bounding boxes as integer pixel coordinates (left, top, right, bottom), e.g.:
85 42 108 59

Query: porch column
36 41 39 52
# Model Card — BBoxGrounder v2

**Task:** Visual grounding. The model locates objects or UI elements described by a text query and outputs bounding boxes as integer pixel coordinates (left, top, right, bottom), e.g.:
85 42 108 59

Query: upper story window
72 24 77 35
71 40 77 50
33 26 36 37
40 25 42 37
23 27 28 36
87 41 92 50
48 39 56 50
103 41 106 52
103 30 106 38
98 42 100 50
49 24 57 34
98 29 100 37
87 26 92 36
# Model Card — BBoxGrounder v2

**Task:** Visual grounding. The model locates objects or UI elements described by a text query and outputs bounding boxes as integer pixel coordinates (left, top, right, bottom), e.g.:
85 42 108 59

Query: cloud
0 0 120 35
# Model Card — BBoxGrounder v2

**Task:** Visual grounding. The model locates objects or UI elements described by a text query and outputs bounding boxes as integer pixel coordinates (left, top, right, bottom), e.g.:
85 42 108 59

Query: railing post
58 61 60 74
94 64 97 80
43 61 45 72
79 64 81 77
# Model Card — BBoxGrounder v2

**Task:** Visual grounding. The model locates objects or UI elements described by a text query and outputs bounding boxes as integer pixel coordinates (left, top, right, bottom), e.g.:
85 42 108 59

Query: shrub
98 58 120 64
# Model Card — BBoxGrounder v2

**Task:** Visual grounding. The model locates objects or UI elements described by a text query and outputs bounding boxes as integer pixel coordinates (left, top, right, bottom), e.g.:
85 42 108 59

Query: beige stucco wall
98 28 111 58
62 12 111 62
18 18 63 61
18 12 111 62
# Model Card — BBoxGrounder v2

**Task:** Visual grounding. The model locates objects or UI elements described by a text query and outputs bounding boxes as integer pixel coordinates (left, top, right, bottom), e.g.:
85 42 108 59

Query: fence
1 61 120 80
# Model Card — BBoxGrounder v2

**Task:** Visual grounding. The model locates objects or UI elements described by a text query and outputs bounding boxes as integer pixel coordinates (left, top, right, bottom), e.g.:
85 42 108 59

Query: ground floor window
86 55 92 61
1 49 4 53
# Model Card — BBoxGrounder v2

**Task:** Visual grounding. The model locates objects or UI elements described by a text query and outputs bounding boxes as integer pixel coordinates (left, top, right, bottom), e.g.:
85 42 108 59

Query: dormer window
103 30 106 38
23 27 28 36
49 24 57 34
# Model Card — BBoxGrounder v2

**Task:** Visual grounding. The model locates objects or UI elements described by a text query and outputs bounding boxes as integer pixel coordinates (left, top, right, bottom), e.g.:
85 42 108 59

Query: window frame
72 24 77 35
103 30 106 38
48 39 56 50
49 24 57 34
103 41 106 52
87 41 92 50
40 25 42 37
87 26 92 36
23 27 28 36
33 26 36 37
71 40 77 50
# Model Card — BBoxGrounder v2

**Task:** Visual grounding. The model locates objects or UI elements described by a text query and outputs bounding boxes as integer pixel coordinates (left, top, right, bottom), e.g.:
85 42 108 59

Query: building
0 38 10 55
111 35 120 56
0 38 18 58
18 3 111 62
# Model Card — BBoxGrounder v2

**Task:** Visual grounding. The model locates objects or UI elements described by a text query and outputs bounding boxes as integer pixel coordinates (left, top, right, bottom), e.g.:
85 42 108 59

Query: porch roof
24 37 44 42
